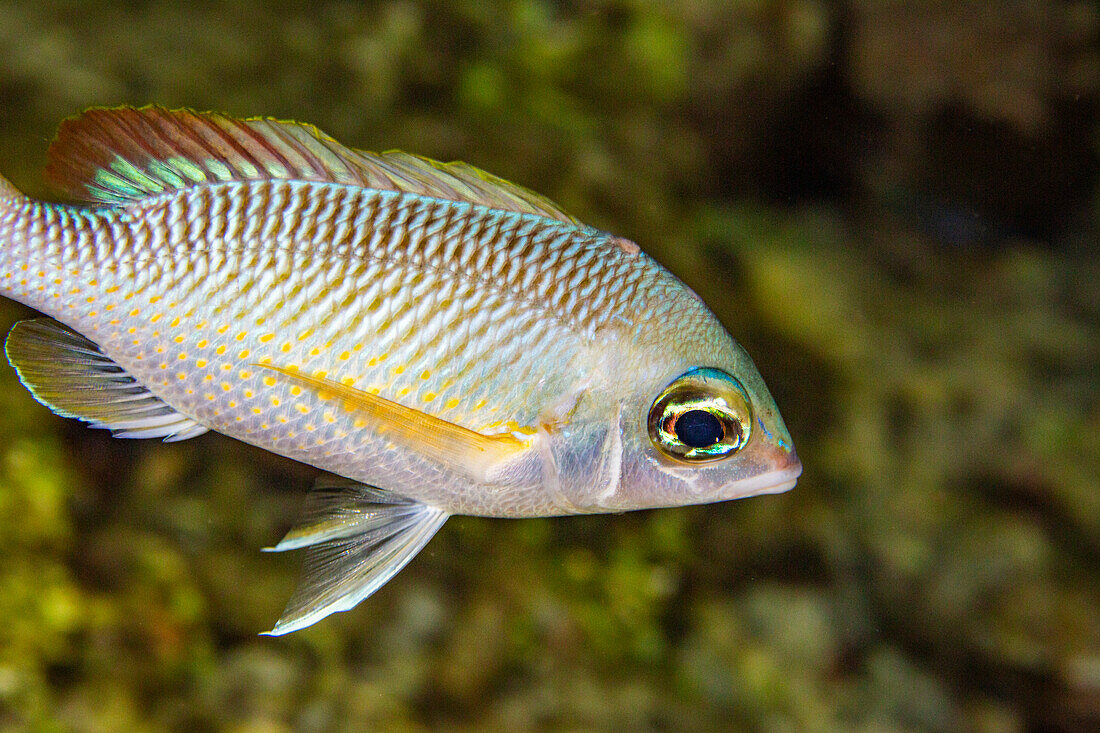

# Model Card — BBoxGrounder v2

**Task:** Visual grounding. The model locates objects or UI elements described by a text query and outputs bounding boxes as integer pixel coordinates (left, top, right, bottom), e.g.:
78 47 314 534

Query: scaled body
0 107 799 632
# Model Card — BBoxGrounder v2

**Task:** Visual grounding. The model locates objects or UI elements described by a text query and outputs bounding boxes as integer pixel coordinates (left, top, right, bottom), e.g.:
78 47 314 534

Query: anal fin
262 476 448 635
5 318 208 441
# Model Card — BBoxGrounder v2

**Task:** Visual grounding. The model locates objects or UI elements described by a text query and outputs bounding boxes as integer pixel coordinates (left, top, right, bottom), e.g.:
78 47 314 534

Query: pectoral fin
257 364 533 483
262 477 448 635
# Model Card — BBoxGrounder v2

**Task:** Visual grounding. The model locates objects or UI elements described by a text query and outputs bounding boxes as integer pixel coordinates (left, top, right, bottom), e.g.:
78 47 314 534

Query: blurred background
0 1 1097 730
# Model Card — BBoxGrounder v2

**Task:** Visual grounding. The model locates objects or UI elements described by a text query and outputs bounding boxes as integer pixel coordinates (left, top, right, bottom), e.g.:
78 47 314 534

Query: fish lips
718 443 802 501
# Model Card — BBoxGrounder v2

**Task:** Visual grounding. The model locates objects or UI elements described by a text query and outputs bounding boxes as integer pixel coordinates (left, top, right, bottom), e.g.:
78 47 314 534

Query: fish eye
648 368 753 462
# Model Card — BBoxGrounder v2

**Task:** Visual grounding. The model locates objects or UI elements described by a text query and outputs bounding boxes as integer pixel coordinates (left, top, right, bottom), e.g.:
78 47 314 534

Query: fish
0 106 800 634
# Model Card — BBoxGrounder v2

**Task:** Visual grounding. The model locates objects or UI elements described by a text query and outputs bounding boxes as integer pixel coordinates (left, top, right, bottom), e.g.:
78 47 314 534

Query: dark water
0 2 1096 730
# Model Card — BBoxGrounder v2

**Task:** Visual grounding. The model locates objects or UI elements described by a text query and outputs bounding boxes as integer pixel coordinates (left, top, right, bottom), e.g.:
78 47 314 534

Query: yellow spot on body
236 332 248 341
244 390 254 398
228 401 237 408
128 327 136 334
271 397 281 407
423 392 436 402
339 351 351 361
186 389 194 395
177 373 187 380
398 387 410 397
474 399 487 409
150 296 161 303
156 347 165 353
263 376 276 387
253 407 262 414
341 376 355 386
88 311 97 317
217 325 229 334
239 369 252 379
169 317 180 327
312 370 328 379
258 356 272 365
130 309 140 317
324 412 335 423
105 286 118 294
178 353 187 360
174 335 185 343
298 329 312 341
222 382 232 391
420 370 431 380
353 418 367 428
109 318 119 325
206 394 215 401
393 365 405 375
280 342 291 353
279 417 288 424
296 404 309 414
445 398 460 409
222 364 231 371
368 387 381 395
216 345 226 355
197 339 208 348
196 359 208 368
290 386 302 396
86 296 95 303
259 334 274 343
105 305 115 311
309 348 320 357
151 314 162 323
204 375 214 382
238 349 250 358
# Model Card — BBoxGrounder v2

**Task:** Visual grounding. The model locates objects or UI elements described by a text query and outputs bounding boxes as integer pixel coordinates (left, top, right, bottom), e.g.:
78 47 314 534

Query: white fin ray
263 476 448 635
4 318 208 441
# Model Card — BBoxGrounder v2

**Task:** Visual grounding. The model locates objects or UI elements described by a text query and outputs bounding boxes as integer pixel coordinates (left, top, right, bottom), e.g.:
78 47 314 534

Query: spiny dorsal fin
5 318 208 441
45 105 582 225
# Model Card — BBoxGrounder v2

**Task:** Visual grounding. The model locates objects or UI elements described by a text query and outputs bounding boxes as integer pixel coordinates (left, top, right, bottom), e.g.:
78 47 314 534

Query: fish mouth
722 443 802 500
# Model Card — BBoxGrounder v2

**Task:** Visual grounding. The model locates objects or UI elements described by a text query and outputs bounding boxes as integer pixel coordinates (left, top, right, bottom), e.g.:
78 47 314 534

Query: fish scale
0 106 799 633
4 180 621 492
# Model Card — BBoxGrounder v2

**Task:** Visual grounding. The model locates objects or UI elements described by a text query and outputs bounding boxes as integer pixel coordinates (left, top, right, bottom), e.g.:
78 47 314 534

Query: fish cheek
534 405 627 514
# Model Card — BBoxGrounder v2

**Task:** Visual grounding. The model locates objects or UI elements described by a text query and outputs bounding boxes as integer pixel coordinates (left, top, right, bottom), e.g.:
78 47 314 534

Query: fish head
547 298 800 514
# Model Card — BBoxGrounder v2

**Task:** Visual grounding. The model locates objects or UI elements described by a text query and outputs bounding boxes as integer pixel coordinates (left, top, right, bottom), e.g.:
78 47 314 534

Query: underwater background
0 1 1096 731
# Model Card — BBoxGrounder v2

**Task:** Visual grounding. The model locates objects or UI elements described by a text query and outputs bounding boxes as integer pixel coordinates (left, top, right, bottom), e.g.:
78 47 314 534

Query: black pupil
674 410 724 448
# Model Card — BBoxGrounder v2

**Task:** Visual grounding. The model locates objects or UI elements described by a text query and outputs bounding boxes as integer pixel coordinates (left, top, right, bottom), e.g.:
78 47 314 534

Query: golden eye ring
647 367 753 462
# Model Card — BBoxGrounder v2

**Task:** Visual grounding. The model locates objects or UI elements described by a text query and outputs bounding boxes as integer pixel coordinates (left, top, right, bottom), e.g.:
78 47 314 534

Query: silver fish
0 106 800 633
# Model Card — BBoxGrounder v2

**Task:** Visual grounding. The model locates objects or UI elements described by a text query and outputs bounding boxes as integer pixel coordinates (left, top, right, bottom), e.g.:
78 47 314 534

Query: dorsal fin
44 105 581 224
5 318 208 441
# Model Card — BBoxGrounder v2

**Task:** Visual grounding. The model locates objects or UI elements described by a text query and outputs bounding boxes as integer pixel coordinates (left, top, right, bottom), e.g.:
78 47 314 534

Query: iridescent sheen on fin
45 105 582 226
4 318 207 441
